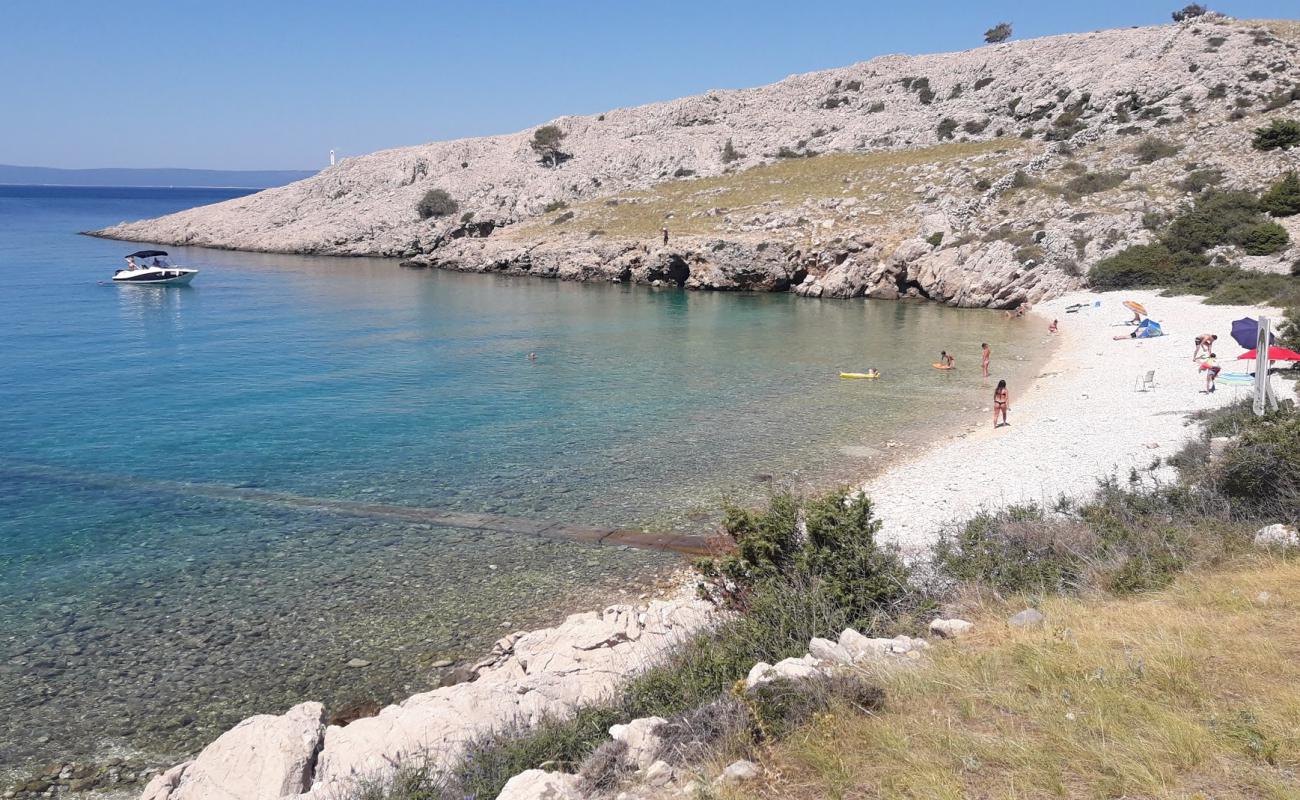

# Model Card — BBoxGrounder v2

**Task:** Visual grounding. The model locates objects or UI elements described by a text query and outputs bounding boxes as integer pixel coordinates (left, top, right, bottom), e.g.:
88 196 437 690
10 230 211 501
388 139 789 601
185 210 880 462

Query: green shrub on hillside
1261 172 1300 217
936 118 958 140
1065 170 1128 195
1088 243 1179 288
415 188 458 220
1172 3 1208 21
721 138 743 164
1134 136 1181 164
1163 191 1262 254
1240 221 1290 255
1252 119 1300 151
1175 168 1225 194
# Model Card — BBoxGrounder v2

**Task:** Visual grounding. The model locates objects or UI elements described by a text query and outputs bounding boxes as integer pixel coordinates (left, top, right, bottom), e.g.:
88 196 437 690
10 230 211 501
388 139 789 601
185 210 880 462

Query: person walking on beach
662 227 669 246
981 343 990 378
993 380 1009 428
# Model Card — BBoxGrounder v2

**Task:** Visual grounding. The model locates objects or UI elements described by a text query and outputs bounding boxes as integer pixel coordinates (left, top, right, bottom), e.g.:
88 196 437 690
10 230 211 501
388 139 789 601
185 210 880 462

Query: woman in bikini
993 380 1009 428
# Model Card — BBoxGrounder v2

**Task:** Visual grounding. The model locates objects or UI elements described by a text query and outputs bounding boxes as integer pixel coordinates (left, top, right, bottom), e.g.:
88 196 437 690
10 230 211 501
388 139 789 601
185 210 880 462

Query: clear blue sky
2 0 1295 170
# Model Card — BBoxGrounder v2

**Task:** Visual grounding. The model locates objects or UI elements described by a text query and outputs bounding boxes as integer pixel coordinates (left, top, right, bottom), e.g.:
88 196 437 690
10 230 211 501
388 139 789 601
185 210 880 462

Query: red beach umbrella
1237 346 1300 361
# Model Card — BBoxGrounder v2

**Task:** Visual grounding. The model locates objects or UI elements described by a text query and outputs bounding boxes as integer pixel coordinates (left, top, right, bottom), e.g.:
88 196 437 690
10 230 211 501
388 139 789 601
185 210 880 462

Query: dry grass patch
732 559 1300 800
509 139 1034 240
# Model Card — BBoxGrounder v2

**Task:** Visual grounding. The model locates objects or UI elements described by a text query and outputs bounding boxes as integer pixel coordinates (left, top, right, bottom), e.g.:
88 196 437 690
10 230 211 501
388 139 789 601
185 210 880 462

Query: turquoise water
0 187 1045 776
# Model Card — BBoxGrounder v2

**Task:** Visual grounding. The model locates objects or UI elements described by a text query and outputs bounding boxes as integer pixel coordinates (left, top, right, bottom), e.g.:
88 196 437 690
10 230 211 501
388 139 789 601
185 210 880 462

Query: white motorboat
112 250 198 285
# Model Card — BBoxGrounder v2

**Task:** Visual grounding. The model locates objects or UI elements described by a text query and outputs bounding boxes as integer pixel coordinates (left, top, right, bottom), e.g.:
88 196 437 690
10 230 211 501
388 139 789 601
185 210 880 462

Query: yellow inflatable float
840 371 880 379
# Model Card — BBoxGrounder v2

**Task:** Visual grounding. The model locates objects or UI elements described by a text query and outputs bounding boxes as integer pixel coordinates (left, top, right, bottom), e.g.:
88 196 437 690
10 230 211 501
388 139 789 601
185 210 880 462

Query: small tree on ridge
984 22 1012 44
1171 4 1209 22
530 125 568 168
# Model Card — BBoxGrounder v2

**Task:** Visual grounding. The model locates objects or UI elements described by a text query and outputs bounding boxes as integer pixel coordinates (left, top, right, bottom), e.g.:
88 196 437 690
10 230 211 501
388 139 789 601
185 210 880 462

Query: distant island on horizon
0 163 317 189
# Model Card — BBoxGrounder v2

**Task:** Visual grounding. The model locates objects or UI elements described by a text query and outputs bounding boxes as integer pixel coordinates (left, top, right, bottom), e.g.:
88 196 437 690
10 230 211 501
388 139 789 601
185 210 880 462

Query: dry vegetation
729 560 1300 800
507 139 1035 241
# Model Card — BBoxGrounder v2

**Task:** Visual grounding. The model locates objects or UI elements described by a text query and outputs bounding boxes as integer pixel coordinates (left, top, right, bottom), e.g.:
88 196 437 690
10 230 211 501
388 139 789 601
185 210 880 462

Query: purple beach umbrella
1230 317 1275 350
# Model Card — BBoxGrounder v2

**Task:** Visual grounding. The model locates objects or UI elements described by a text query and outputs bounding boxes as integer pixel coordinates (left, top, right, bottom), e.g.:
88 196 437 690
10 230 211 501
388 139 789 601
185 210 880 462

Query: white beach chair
1134 370 1156 392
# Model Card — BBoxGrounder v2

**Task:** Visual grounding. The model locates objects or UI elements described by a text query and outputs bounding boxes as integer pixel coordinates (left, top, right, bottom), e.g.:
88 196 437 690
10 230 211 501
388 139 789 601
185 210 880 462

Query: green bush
1088 243 1178 288
1164 191 1262 254
1172 3 1208 21
926 232 944 247
1252 119 1300 151
936 118 958 140
695 489 914 629
543 200 568 213
1239 221 1290 255
415 188 458 220
984 22 1012 44
1219 412 1300 512
1065 170 1128 195
1261 172 1300 217
1134 136 1181 164
721 138 743 164
1175 168 1225 194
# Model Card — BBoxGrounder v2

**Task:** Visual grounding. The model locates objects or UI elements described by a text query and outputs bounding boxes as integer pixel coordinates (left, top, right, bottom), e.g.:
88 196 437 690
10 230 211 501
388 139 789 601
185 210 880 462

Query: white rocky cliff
94 18 1300 308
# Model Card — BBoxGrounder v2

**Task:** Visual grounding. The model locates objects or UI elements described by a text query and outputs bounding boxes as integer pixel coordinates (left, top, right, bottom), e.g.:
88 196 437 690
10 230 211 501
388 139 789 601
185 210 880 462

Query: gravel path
862 289 1286 551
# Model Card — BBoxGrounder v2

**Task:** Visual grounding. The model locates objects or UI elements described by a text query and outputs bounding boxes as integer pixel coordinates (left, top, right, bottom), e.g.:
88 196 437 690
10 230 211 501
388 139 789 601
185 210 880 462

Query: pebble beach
862 289 1287 551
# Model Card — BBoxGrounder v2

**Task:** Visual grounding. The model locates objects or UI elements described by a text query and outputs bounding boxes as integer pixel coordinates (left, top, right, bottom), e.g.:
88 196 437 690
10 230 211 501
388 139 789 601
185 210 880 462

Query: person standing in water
981 343 990 378
993 380 1009 428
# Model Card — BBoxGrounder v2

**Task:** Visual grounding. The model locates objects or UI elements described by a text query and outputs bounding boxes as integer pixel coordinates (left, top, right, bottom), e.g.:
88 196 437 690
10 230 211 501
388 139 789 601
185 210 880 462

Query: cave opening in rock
666 255 690 288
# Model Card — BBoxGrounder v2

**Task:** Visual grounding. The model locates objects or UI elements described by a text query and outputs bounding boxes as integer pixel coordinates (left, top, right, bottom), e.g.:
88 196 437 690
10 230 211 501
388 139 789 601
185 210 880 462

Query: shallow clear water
0 187 1046 775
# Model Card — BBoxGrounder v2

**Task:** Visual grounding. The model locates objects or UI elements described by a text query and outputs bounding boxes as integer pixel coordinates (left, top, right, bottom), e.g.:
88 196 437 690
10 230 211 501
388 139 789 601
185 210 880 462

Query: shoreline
860 288 1287 553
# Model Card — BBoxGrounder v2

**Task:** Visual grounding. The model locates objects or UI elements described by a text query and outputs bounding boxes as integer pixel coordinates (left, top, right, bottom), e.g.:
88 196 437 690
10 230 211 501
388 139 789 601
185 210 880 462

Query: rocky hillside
96 16 1300 307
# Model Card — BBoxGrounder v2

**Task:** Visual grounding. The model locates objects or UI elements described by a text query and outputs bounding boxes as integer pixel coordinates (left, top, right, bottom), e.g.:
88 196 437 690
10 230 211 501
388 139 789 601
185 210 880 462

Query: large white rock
716 760 760 785
609 716 667 770
1254 524 1299 549
495 769 586 800
929 618 975 639
165 702 325 800
808 636 852 665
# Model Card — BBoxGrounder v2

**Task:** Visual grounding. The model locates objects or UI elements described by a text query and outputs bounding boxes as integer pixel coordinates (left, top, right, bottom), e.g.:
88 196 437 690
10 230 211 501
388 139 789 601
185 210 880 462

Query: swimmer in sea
939 351 955 368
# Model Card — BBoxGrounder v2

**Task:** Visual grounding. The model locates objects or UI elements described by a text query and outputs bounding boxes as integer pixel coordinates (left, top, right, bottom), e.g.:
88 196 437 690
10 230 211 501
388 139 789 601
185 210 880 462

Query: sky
1 0 1295 170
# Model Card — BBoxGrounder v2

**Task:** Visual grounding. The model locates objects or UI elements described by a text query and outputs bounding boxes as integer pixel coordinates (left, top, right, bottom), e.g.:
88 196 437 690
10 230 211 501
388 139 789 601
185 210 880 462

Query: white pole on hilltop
329 149 336 167
1253 317 1278 416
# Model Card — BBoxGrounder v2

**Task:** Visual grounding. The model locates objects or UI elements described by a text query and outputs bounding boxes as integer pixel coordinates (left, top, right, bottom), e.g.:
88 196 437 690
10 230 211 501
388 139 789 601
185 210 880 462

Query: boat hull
111 269 198 286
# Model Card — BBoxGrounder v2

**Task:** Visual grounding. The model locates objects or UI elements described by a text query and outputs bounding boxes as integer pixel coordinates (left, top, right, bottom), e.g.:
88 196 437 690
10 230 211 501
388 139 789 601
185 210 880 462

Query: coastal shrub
415 188 458 220
1134 136 1181 164
984 22 1013 44
1261 172 1300 217
695 489 916 630
1163 190 1262 254
720 138 743 164
530 124 568 167
1208 83 1228 99
1240 221 1290 255
1088 243 1179 288
936 118 959 140
917 87 936 105
747 673 884 741
1175 167 1225 193
974 76 995 91
1172 4 1209 21
1218 412 1300 512
844 79 862 92
459 211 475 224
550 210 575 225
926 232 944 247
1252 119 1300 151
867 101 886 113
963 118 991 134
543 199 568 213
1009 170 1034 189
1064 170 1129 195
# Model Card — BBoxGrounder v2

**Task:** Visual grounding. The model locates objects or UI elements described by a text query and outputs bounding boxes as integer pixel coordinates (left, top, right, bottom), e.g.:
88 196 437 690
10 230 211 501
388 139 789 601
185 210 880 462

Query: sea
0 185 1046 777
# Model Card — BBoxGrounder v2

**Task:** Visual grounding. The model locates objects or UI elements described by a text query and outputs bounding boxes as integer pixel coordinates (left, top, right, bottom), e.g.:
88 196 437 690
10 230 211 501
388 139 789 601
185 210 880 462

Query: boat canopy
126 250 168 259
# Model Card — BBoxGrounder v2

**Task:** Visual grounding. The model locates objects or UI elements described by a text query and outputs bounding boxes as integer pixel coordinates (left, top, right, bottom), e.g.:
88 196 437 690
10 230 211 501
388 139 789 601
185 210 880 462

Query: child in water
939 351 955 368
